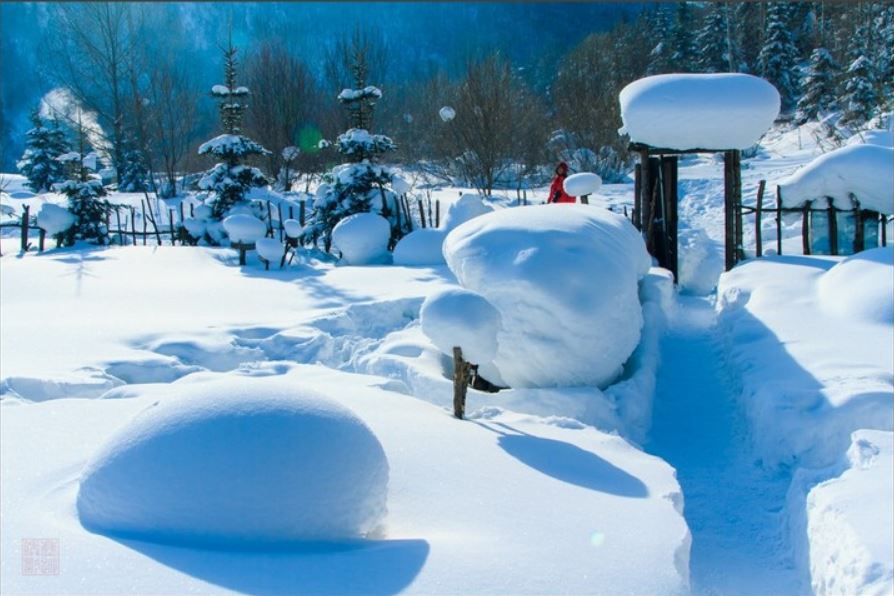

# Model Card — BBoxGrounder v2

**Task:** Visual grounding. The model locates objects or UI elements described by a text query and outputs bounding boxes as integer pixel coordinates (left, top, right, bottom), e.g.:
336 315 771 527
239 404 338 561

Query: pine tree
54 118 111 246
733 2 762 72
301 39 405 253
840 56 878 129
795 48 841 124
873 5 894 109
118 142 149 192
695 3 730 73
757 2 800 111
670 2 698 72
16 109 70 193
646 5 674 75
197 35 270 221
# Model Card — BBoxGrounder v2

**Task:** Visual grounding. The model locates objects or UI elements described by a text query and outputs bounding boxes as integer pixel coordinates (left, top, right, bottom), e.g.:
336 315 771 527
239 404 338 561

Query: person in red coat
547 162 575 204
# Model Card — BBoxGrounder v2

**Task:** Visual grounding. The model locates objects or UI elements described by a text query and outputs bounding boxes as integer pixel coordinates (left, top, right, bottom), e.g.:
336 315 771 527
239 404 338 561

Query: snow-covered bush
16 109 69 193
420 288 502 366
53 151 111 245
443 204 651 388
442 193 493 231
36 203 76 245
117 147 149 192
222 214 266 244
331 212 391 265
393 228 447 266
76 376 389 547
197 40 270 223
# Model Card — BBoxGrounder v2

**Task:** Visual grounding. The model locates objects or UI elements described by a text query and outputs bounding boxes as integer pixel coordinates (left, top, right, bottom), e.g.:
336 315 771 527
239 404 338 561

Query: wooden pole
580 194 589 205
452 346 470 420
662 155 679 281
277 203 284 242
802 202 811 255
169 209 176 245
115 207 124 245
755 180 766 257
130 207 137 246
435 200 440 228
827 200 838 256
882 215 888 247
639 150 651 241
38 228 46 252
393 196 403 232
266 201 274 237
179 202 185 224
299 200 306 227
417 198 426 228
633 162 642 230
723 150 742 270
20 205 29 252
776 186 783 255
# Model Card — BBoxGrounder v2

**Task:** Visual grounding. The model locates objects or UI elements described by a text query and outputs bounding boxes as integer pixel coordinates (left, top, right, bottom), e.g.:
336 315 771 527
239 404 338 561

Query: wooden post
639 150 651 243
662 155 679 281
755 180 766 257
299 200 306 227
417 198 426 228
452 346 470 420
393 196 403 231
523 189 527 206
130 207 137 245
882 215 888 246
140 201 148 245
169 209 176 245
20 205 30 252
179 202 185 224
580 194 589 205
435 200 440 228
776 186 783 255
723 150 742 270
827 201 838 256
633 162 642 230
277 203 284 242
115 208 124 245
38 228 46 252
189 203 195 218
802 202 811 255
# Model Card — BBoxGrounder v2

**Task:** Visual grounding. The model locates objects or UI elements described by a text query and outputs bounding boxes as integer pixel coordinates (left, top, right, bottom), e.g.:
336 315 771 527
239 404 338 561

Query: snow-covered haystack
36 204 75 236
619 73 780 150
420 288 502 366
442 194 493 231
222 214 266 244
331 212 391 265
846 129 894 148
563 172 602 197
817 247 894 325
778 145 894 214
443 205 651 388
77 377 389 547
393 228 447 266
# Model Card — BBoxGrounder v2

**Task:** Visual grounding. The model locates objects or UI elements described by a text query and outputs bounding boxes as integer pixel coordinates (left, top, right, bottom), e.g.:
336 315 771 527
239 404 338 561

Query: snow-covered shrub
118 147 149 192
36 203 76 245
53 151 111 245
393 228 447 266
331 212 391 265
222 214 266 244
76 376 389 547
442 193 493 231
443 204 651 388
817 247 893 325
420 288 502 366
16 109 69 193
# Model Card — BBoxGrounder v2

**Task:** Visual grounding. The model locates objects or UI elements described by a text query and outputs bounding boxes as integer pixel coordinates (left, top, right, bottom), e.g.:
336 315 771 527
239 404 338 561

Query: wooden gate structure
630 143 744 281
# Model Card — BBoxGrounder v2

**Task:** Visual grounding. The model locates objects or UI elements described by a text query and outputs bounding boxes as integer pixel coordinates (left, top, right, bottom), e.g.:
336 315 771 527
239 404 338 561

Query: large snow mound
441 193 493 231
331 213 391 265
420 288 502 365
804 430 893 596
619 73 780 150
444 204 651 388
778 145 894 214
846 129 894 148
393 228 446 266
817 247 894 325
36 203 75 235
77 376 389 547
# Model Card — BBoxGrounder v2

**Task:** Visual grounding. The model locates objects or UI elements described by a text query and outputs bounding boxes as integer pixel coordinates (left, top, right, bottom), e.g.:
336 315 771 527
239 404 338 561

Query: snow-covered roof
337 86 383 102
619 74 780 151
778 145 894 214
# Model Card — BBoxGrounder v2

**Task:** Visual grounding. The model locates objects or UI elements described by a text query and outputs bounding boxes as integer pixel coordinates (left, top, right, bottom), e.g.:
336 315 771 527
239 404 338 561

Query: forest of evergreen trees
5 2 893 195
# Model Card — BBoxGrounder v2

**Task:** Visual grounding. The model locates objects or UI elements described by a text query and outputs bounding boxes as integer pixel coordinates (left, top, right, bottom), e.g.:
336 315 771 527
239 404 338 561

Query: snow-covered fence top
619 74 780 151
778 145 894 214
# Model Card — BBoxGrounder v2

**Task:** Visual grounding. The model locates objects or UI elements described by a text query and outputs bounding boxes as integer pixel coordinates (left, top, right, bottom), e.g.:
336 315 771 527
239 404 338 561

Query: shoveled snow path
647 296 801 595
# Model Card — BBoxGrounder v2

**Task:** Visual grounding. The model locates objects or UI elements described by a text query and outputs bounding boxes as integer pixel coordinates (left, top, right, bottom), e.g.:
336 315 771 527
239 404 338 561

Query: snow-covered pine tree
16 109 70 193
839 55 878 129
197 36 270 220
873 5 894 109
757 2 800 112
670 2 698 72
117 142 149 192
695 2 730 73
646 5 674 75
54 119 111 246
795 48 841 124
733 2 762 72
301 47 403 252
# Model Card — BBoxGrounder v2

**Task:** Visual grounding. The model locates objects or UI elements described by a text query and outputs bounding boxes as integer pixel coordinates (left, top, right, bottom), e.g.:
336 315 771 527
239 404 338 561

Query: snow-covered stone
778 145 894 214
563 172 602 197
76 376 389 547
817 247 893 325
439 106 456 122
36 203 75 235
223 214 267 244
283 218 303 239
619 73 780 150
441 193 493 231
331 213 391 265
421 288 502 365
443 204 651 388
393 228 446 266
846 129 894 148
256 238 285 264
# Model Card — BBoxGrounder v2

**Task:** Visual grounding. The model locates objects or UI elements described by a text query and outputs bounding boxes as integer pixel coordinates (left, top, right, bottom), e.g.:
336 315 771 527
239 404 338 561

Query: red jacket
548 174 575 204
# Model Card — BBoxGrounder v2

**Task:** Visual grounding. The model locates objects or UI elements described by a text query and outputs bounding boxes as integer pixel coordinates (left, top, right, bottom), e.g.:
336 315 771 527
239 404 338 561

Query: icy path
647 296 801 596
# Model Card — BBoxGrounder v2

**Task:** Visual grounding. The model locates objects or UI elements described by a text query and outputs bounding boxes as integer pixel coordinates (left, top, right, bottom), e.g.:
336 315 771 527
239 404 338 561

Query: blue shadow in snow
483 423 649 498
113 536 429 595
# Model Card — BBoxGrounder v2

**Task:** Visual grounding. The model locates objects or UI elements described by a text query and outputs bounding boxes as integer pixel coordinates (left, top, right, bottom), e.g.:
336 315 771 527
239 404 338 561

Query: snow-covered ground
2 118 892 595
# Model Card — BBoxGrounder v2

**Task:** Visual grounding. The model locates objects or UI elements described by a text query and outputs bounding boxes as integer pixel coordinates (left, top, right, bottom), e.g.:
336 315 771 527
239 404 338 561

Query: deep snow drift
443 204 651 388
77 376 389 547
619 73 780 150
